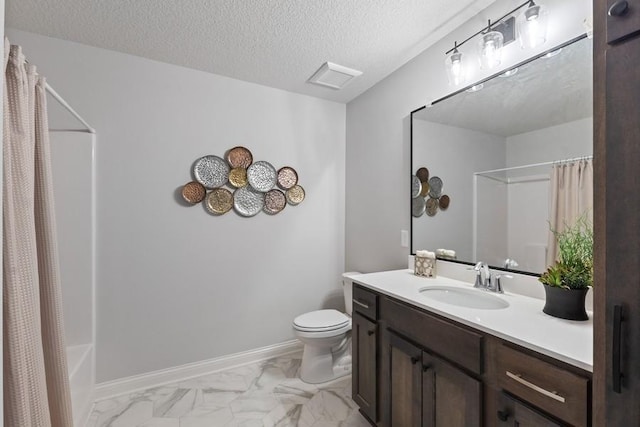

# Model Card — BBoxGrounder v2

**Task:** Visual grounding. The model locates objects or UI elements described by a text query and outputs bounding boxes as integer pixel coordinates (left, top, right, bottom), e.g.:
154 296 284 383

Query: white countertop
352 269 593 372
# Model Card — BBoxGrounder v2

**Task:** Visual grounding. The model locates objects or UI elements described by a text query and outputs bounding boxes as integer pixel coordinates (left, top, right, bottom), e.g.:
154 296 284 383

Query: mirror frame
409 33 589 277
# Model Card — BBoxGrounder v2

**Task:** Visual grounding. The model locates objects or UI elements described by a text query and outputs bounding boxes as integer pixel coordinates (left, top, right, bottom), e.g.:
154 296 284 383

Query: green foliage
539 215 593 290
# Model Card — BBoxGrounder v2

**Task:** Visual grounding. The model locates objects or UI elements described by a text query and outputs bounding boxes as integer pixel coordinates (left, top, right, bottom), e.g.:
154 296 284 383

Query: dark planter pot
542 284 589 321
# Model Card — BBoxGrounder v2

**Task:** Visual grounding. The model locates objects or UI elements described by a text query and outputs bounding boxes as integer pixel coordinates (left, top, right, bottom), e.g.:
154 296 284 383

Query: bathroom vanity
351 270 592 427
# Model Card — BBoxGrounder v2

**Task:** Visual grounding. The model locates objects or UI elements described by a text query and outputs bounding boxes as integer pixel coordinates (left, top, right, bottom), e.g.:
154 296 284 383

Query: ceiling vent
308 62 362 90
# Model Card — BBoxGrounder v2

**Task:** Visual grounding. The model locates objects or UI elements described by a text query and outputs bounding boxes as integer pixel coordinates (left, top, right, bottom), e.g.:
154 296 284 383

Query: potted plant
539 215 593 321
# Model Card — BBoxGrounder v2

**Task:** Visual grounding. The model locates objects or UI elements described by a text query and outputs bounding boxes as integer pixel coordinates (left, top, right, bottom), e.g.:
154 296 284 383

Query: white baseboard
93 340 303 401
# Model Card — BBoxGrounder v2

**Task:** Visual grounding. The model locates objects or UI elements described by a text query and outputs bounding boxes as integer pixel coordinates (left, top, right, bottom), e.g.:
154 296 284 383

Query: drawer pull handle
612 304 624 393
608 0 629 17
505 371 566 403
353 299 369 309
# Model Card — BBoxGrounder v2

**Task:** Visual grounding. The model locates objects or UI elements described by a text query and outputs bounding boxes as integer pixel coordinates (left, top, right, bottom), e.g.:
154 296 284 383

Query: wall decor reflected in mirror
181 146 305 217
412 168 450 218
411 34 593 276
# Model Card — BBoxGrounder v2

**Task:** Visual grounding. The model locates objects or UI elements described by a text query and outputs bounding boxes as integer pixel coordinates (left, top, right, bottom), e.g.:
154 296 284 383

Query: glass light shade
478 30 504 70
518 3 549 49
445 50 466 86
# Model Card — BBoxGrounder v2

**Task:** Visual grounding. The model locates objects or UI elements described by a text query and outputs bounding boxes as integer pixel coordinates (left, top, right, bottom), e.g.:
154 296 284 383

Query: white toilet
292 272 360 384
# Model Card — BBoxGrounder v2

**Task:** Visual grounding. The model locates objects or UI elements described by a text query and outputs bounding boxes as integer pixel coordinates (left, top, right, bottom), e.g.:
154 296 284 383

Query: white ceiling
6 0 497 103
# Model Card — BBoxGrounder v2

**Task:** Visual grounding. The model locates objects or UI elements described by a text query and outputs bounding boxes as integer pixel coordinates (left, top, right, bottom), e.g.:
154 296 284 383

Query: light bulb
445 50 466 86
519 2 548 49
478 30 503 70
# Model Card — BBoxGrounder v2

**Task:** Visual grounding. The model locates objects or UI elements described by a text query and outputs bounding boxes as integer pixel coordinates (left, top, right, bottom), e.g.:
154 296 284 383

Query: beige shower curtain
3 40 73 426
546 159 593 267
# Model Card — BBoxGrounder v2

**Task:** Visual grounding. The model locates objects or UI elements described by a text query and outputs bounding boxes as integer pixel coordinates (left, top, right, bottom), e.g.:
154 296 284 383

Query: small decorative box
414 250 436 277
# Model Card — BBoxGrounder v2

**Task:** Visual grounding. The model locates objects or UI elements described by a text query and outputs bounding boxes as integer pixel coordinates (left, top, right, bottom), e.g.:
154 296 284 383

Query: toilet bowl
293 272 360 384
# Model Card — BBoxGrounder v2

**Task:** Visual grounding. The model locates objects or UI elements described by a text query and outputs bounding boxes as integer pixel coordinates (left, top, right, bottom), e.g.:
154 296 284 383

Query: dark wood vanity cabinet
497 393 564 427
352 285 379 424
353 287 592 427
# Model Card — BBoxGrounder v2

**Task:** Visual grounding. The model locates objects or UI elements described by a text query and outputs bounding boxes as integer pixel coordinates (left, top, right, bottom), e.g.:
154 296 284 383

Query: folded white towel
416 250 435 258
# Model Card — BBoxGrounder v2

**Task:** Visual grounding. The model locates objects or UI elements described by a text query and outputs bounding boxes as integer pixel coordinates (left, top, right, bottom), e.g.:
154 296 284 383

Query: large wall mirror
411 34 593 276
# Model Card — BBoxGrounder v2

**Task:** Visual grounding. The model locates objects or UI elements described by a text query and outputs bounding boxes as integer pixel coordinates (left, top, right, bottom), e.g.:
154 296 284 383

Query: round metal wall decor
247 161 277 192
416 167 430 182
234 186 265 217
229 167 248 188
227 146 253 169
426 198 439 216
428 176 443 198
412 175 422 198
439 195 450 210
181 181 207 204
412 197 426 217
264 189 287 214
206 188 233 215
181 147 304 217
193 155 229 188
277 166 298 190
286 185 305 205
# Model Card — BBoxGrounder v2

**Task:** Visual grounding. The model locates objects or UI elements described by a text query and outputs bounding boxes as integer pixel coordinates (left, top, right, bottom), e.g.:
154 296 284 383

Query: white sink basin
419 286 509 310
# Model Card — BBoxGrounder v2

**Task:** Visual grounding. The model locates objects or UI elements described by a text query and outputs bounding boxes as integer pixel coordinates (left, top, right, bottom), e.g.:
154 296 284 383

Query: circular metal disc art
439 194 450 210
206 188 233 215
264 189 287 214
426 198 439 216
227 146 253 169
233 186 265 217
247 161 277 192
420 181 430 198
193 155 230 189
286 185 305 205
412 175 422 198
416 167 430 182
277 166 298 189
412 197 426 217
181 181 206 204
228 167 248 188
428 176 443 198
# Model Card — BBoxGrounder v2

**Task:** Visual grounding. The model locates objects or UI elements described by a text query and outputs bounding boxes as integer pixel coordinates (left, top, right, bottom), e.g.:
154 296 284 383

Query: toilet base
299 336 352 384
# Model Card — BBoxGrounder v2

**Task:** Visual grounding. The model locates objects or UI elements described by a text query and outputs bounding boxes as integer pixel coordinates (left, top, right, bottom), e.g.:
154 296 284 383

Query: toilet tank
342 272 361 316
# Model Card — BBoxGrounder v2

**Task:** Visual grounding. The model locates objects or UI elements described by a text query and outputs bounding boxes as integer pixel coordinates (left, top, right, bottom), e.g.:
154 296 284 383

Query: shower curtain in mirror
3 40 73 427
545 159 593 267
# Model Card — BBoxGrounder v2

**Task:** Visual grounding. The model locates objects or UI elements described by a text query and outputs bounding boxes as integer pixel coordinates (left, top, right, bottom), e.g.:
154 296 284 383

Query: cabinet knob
608 0 629 17
367 329 375 336
497 410 510 422
422 364 430 372
410 356 419 365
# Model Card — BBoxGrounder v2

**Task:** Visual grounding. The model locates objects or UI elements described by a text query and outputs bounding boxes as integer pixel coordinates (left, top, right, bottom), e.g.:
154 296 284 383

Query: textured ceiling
6 0 497 103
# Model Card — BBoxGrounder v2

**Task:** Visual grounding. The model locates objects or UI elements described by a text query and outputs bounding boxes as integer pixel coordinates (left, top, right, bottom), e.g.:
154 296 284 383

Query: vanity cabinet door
352 312 377 423
422 351 481 427
497 393 563 427
384 331 422 427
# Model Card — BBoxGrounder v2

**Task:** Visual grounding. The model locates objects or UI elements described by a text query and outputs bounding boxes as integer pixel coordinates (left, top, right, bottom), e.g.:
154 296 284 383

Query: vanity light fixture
544 48 562 58
466 83 484 93
443 0 550 86
478 21 504 70
500 67 519 77
445 42 466 86
518 1 549 49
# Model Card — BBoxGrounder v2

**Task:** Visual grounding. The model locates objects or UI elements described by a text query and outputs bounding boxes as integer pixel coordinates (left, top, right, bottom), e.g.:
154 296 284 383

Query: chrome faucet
469 262 509 294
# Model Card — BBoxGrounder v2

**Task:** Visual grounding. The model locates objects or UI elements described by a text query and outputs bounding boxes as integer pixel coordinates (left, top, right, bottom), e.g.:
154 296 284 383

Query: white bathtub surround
87 354 369 427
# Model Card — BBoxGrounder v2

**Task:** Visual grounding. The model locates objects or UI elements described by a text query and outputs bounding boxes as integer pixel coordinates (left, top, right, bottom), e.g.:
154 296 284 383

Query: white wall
412 120 505 261
346 0 591 273
7 29 346 382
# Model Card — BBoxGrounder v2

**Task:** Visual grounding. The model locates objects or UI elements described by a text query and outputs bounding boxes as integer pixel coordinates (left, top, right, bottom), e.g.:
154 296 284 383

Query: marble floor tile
86 354 369 427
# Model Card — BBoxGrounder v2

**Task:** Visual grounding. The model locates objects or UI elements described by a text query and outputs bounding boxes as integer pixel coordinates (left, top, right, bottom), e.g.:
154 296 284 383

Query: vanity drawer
380 297 483 375
497 344 589 427
353 285 378 320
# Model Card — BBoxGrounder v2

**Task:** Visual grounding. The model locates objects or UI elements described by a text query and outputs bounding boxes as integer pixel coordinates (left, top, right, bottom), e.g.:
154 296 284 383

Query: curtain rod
475 155 593 176
45 83 96 134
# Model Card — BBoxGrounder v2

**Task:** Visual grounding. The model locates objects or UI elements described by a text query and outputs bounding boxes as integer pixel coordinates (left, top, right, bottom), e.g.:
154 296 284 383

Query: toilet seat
293 309 351 338
293 309 350 331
